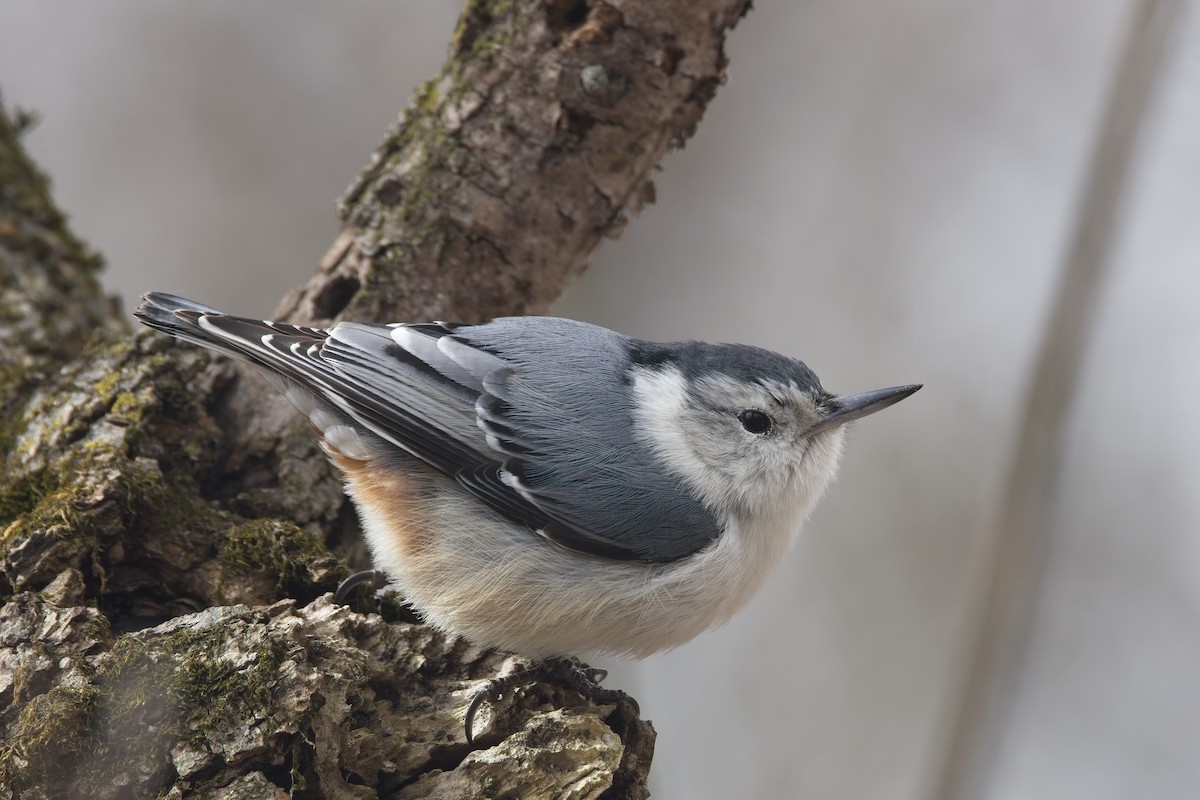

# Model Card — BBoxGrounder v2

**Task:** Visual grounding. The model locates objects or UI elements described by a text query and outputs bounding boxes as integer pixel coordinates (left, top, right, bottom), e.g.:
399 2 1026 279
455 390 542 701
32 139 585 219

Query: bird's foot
333 569 388 605
464 656 634 745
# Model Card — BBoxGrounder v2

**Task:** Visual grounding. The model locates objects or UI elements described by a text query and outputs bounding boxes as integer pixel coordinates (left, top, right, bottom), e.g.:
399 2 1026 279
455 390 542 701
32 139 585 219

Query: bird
136 292 919 735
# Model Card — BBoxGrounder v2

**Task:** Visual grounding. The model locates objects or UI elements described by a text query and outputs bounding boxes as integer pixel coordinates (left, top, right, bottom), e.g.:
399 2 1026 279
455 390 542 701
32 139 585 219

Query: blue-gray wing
135 293 487 471
135 294 720 562
449 318 721 562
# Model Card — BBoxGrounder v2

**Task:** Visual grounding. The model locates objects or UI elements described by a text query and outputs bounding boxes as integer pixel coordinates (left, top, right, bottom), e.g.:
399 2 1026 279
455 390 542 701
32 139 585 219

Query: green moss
0 683 100 788
108 621 290 746
138 623 283 743
0 484 79 548
0 466 52 527
220 518 333 594
1 327 228 554
174 633 288 743
0 429 202 573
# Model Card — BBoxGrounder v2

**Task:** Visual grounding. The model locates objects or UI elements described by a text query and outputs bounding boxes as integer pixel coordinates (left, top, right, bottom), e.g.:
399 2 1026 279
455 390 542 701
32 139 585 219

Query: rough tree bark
0 1 750 797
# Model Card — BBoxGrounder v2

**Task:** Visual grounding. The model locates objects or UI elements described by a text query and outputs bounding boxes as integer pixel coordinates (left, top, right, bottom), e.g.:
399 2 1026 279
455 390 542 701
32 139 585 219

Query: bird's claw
333 569 388 605
464 657 632 745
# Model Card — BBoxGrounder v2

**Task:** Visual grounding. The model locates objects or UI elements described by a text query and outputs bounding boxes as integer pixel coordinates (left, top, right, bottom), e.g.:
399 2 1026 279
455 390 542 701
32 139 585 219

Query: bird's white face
629 366 848 529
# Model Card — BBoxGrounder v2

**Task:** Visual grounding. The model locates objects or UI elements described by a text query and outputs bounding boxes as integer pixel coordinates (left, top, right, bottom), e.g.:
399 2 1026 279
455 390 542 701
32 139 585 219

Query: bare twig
928 3 1186 798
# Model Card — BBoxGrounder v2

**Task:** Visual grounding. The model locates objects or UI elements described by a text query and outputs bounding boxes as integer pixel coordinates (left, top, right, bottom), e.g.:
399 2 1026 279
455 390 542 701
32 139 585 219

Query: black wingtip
133 291 234 352
134 292 221 323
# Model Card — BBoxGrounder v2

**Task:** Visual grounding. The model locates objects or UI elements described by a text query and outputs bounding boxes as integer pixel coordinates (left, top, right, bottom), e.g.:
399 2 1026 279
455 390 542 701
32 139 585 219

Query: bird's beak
810 384 922 435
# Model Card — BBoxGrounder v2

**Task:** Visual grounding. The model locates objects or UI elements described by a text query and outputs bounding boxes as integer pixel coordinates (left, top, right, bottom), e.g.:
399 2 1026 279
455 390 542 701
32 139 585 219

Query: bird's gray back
459 317 722 562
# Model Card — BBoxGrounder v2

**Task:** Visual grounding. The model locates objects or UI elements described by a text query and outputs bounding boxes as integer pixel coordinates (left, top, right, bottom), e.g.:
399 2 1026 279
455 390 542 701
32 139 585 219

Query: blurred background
3 1 1198 797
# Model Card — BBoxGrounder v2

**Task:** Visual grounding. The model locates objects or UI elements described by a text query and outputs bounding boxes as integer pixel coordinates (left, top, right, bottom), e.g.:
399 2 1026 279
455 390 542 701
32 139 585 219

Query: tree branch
279 0 750 326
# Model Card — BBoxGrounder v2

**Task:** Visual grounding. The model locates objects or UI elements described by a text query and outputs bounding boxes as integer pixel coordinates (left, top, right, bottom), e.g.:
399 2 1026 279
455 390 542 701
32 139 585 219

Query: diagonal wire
928 2 1187 798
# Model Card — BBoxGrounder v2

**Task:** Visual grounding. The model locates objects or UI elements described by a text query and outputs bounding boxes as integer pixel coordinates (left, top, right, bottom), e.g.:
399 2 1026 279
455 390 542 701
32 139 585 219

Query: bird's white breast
345 461 814 659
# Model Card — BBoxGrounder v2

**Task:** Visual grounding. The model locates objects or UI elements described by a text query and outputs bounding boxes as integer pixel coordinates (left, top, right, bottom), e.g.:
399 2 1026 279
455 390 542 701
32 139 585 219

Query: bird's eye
737 409 773 435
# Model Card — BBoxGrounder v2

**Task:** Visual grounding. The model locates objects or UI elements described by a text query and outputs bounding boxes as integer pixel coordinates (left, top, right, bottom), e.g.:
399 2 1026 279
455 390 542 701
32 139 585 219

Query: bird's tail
134 292 232 351
133 292 326 372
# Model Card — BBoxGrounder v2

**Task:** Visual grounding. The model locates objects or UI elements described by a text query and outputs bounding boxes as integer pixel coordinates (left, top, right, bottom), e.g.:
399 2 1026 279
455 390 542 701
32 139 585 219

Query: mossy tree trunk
0 1 749 797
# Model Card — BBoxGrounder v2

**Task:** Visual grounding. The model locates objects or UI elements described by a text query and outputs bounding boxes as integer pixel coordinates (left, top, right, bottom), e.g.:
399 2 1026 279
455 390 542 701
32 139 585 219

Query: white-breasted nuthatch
136 293 918 663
